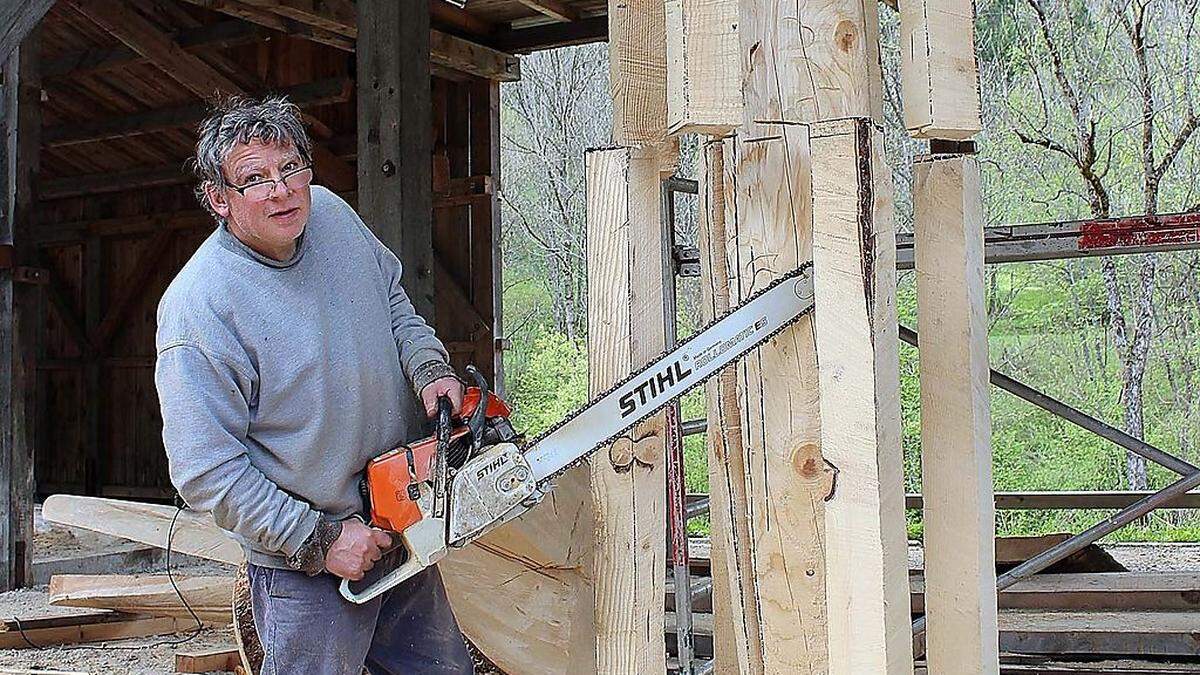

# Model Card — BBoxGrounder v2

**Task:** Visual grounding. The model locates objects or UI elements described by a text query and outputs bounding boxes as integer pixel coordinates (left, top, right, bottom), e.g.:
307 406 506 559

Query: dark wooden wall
28 5 502 500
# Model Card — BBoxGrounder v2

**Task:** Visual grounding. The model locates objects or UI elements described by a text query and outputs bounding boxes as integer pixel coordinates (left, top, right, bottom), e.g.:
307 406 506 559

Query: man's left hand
420 376 465 419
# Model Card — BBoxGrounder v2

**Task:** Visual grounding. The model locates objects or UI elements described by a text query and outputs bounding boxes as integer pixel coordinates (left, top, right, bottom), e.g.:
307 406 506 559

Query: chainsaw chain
527 262 815 487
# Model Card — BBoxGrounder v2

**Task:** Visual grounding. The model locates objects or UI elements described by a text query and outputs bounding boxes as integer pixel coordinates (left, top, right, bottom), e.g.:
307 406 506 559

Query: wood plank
608 0 667 146
0 614 186 649
175 646 241 673
914 153 998 671
357 0 435 321
665 0 741 136
727 123 829 673
40 495 243 565
584 145 668 673
697 137 760 674
515 0 581 22
468 78 502 391
910 572 1200 614
428 28 520 82
810 118 912 673
49 574 234 623
0 608 117 633
905 490 1200 510
900 0 981 139
996 610 1200 657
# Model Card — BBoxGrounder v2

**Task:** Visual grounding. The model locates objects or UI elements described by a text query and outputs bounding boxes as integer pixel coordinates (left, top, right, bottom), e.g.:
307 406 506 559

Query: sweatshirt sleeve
155 342 319 557
360 227 452 394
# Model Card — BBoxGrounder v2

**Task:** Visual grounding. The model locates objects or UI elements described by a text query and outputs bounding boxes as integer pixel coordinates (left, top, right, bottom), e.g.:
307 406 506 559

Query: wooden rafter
515 0 581 23
175 0 518 81
0 0 53 66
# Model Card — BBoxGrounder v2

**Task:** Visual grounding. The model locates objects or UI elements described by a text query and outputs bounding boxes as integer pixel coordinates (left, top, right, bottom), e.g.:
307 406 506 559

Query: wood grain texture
584 145 667 674
665 0 742 136
698 137 762 675
740 0 883 134
49 573 234 623
729 123 830 673
914 154 998 671
608 0 668 146
809 118 912 674
900 0 981 139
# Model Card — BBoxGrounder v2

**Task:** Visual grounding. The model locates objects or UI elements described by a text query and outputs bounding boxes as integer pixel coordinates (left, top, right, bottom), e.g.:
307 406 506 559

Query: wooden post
665 0 742 136
914 154 999 672
810 118 912 673
698 137 762 675
469 77 503 393
356 0 435 320
608 0 667 147
0 26 39 591
900 0 981 139
584 146 668 674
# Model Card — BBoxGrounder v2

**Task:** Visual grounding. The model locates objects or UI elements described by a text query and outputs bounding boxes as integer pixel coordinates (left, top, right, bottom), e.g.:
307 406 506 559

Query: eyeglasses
225 164 314 202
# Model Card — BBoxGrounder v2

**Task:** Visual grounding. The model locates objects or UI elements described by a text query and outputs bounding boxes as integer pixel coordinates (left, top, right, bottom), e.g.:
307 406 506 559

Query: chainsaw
339 264 815 603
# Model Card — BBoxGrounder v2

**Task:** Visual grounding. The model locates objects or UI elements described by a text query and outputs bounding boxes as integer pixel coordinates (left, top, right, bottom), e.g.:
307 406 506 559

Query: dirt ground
3 521 1197 674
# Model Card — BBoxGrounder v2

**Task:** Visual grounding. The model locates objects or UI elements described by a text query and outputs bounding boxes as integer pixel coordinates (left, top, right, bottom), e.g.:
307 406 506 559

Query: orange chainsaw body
363 387 513 534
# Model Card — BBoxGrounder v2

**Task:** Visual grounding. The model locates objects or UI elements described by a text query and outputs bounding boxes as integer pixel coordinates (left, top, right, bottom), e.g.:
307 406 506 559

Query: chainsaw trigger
405 448 417 480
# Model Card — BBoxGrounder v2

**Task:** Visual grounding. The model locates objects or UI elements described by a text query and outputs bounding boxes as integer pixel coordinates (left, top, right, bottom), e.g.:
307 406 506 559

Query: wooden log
584 145 668 673
40 495 243 565
608 0 668 146
900 0 981 139
665 0 742 136
914 153 998 671
810 118 912 673
49 574 234 623
357 0 435 320
697 137 761 674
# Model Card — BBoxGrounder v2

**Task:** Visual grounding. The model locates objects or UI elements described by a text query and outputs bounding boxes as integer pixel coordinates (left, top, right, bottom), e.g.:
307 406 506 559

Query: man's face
205 139 313 259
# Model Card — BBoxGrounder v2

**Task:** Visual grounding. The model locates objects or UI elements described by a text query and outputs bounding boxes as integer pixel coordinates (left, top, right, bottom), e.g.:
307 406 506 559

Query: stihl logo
475 453 510 480
618 359 693 418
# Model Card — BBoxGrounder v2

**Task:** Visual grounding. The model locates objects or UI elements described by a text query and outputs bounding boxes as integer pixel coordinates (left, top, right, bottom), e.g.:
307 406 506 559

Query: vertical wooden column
900 0 981 139
0 27 39 591
585 146 668 674
82 235 101 496
810 119 912 673
698 136 770 675
914 154 998 673
469 78 502 393
356 0 434 320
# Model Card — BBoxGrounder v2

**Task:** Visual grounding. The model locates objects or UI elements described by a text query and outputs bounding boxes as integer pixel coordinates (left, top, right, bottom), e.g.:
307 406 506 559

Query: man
155 95 475 674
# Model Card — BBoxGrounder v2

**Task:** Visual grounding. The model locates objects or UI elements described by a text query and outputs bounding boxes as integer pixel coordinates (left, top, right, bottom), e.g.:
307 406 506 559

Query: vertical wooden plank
608 0 668 147
82 235 101 496
729 122 830 674
809 118 912 674
469 77 502 393
585 146 667 674
0 25 39 590
698 137 762 675
356 0 434 320
900 0 981 139
665 0 742 136
914 154 998 672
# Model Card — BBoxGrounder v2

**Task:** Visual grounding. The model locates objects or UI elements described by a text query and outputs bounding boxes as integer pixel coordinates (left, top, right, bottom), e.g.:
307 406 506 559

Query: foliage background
497 0 1200 541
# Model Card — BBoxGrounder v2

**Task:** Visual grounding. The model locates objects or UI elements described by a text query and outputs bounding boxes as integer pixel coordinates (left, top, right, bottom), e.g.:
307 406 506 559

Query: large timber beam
900 0 981 139
665 0 742 136
585 145 668 674
913 155 1001 672
0 25 40 591
356 0 434 320
608 0 668 147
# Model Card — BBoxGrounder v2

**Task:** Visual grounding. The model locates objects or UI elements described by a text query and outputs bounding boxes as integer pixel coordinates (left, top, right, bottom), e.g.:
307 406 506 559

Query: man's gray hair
190 95 313 223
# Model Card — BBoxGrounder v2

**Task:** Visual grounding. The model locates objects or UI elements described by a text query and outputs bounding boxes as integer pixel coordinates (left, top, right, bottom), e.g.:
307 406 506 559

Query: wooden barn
0 0 606 590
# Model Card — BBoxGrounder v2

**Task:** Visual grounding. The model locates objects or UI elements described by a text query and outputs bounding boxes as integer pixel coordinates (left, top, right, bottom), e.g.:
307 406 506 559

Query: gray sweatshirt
155 185 449 569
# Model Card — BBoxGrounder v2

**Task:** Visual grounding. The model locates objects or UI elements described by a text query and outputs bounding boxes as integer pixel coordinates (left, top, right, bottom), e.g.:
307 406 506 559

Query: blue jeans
248 563 474 675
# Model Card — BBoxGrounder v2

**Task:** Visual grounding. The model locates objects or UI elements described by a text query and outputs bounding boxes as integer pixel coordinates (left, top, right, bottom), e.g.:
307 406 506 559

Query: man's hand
324 518 393 581
420 375 465 419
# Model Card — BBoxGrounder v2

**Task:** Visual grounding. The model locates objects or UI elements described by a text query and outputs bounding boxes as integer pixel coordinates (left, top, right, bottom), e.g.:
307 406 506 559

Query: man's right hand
324 518 393 581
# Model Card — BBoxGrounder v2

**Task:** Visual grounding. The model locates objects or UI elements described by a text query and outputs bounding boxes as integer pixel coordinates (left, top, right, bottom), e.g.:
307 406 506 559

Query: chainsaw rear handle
338 514 447 604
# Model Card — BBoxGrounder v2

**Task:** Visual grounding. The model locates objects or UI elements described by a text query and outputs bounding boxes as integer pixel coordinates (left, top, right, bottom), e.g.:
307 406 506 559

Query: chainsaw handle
464 366 489 450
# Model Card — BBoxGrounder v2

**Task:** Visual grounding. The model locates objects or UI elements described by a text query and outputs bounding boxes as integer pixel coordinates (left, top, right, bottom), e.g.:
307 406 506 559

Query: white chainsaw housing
447 442 538 546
